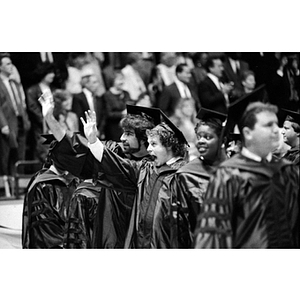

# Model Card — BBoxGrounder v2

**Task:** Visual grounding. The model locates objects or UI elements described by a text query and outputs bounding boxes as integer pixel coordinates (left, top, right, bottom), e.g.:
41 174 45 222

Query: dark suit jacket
157 82 200 116
10 52 68 90
222 58 249 100
0 78 30 148
198 76 227 114
72 91 106 136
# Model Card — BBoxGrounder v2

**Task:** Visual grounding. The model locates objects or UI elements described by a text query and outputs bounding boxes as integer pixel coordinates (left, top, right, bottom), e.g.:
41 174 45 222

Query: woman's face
113 73 125 90
62 96 73 111
43 72 55 84
195 124 219 161
242 74 256 92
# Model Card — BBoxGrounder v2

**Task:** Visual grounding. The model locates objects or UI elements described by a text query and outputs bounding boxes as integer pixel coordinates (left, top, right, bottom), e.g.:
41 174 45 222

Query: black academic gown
194 154 300 249
22 169 79 249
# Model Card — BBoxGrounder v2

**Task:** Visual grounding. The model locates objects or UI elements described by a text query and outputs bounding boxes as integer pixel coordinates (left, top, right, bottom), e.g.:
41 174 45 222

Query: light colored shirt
241 147 272 162
207 73 222 90
174 78 191 98
83 88 95 112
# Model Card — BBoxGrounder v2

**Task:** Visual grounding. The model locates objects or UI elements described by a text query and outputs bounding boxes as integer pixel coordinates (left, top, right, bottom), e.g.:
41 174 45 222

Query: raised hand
81 110 98 144
38 90 54 117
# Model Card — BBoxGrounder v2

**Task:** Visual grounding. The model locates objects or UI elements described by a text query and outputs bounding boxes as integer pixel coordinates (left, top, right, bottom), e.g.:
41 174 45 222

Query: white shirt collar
207 73 221 90
174 78 191 98
166 156 181 166
241 147 272 162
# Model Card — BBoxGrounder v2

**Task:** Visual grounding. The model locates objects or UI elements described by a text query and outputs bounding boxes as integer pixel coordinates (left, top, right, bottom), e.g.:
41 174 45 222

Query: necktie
9 80 21 116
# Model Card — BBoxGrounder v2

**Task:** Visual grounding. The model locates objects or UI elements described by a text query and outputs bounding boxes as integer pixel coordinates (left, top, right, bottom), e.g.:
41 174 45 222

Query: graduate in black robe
22 139 79 249
194 101 300 248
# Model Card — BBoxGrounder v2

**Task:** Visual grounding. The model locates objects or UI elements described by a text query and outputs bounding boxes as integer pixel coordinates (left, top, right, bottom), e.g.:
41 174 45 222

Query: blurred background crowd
0 51 299 197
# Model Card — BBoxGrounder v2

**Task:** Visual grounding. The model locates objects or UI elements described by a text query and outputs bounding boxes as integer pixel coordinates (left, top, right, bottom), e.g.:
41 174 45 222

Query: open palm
81 110 98 143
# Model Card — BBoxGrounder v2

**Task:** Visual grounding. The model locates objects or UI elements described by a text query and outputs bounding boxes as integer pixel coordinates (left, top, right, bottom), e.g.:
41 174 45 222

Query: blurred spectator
241 70 256 94
121 53 147 102
26 62 56 162
148 66 164 106
65 52 88 94
136 92 152 108
102 70 130 141
176 52 195 69
52 89 79 135
157 63 199 116
269 53 300 111
0 53 31 197
190 52 208 89
72 74 106 137
169 97 199 161
156 52 177 87
198 54 233 114
81 52 106 97
222 52 249 101
10 52 68 91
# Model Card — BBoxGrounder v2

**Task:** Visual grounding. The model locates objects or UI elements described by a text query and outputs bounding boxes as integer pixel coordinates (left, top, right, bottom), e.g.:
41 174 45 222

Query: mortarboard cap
41 134 56 145
278 108 300 127
160 111 189 145
196 107 227 123
126 105 162 126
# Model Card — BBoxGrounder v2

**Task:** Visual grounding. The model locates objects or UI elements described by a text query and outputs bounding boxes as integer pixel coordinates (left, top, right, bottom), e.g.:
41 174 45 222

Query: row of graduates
22 88 300 248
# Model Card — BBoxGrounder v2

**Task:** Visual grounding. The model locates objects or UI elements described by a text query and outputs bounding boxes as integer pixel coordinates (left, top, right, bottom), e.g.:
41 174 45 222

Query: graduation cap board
159 110 189 145
196 107 227 124
127 105 189 145
126 105 162 126
278 108 300 127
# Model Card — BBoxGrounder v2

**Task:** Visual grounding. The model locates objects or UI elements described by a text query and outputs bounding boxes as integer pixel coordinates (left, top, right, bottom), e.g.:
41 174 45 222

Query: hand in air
81 110 98 144
38 91 54 117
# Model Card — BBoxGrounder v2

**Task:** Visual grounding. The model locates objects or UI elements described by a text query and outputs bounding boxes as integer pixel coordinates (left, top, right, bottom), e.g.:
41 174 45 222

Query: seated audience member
163 108 227 248
194 101 300 249
52 89 79 134
22 136 79 248
26 62 56 162
281 109 300 165
102 70 131 141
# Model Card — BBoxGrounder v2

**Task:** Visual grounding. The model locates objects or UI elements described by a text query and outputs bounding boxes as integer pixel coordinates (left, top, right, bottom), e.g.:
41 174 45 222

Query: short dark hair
241 70 255 81
175 63 188 75
238 101 278 144
120 114 155 146
204 54 224 72
0 52 10 65
146 123 187 157
285 115 300 133
194 118 223 138
34 62 55 82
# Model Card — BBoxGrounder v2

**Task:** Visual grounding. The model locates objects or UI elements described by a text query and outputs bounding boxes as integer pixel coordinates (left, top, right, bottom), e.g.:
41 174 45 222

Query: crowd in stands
0 52 299 198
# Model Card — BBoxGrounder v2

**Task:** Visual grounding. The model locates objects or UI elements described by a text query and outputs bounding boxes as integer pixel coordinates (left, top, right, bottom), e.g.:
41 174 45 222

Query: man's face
244 111 280 156
0 57 13 76
120 129 140 154
177 66 191 84
113 73 125 90
209 59 224 78
196 124 219 161
282 120 297 147
86 76 99 94
147 135 172 167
